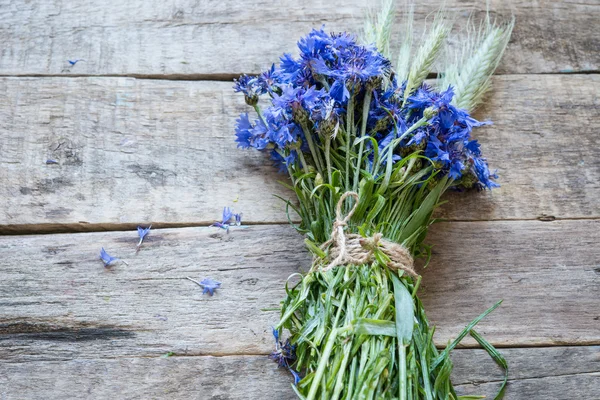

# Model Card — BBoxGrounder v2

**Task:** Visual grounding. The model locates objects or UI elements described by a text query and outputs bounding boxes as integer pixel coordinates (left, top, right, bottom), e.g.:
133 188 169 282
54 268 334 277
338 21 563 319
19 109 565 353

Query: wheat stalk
363 0 396 58
402 13 450 103
438 15 514 111
395 1 414 82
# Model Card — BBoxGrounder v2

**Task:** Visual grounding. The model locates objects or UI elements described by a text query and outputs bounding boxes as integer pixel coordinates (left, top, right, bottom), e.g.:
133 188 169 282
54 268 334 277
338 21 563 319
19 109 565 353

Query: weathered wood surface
1 74 598 231
1 1 599 398
1 221 598 363
0 0 598 77
1 347 598 399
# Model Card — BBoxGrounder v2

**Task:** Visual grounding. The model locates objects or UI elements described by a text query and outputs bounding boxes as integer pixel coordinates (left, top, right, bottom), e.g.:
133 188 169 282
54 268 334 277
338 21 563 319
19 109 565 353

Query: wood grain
0 347 598 399
0 74 598 231
0 0 597 77
1 221 598 363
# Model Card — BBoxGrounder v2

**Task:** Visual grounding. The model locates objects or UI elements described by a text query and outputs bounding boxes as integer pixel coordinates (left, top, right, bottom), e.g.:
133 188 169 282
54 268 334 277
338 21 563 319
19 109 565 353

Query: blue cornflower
279 53 303 84
269 329 301 385
187 277 222 296
314 44 390 102
236 106 302 153
137 225 151 247
270 149 298 173
272 85 325 129
329 79 350 103
309 95 340 123
99 248 118 267
233 75 265 105
472 157 499 190
407 85 453 111
297 27 336 62
279 27 343 87
257 64 282 94
235 113 253 149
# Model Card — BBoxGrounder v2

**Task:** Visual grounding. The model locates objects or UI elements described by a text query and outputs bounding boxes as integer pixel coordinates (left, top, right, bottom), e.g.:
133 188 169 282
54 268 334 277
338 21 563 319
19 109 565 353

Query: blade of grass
470 329 508 400
430 300 503 372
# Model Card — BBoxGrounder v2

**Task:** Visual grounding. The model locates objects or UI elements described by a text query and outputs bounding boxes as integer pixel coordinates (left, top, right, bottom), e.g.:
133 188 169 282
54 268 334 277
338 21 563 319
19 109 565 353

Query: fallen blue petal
137 225 151 246
46 159 58 164
222 207 233 224
234 213 242 226
210 221 230 232
186 276 221 296
200 278 221 296
99 247 119 267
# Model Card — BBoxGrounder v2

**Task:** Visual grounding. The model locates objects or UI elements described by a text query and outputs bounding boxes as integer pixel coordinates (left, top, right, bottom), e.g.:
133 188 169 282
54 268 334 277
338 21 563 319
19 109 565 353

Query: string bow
314 191 418 278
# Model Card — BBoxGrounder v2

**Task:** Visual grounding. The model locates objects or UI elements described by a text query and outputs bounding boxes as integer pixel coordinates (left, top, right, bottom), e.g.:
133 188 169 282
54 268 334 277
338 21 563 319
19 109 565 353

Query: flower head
233 75 265 105
99 248 118 267
235 113 254 149
269 328 301 385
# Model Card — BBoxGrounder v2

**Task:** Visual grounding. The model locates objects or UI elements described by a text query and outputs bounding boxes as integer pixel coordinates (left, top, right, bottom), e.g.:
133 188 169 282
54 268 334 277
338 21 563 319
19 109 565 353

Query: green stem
399 342 407 400
376 117 429 195
346 357 358 400
298 151 311 175
411 276 422 298
353 90 372 192
374 116 428 178
324 134 333 184
319 77 331 91
253 104 268 128
306 291 347 400
301 122 325 174
330 341 352 400
345 94 354 191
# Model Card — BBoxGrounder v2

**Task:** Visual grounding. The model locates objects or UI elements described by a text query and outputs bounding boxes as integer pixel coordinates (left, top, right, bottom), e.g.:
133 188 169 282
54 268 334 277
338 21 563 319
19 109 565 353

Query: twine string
314 191 418 278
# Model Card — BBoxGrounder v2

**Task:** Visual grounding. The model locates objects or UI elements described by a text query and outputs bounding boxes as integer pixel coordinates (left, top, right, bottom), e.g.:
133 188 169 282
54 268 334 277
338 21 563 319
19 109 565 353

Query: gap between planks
1 216 600 236
0 70 598 82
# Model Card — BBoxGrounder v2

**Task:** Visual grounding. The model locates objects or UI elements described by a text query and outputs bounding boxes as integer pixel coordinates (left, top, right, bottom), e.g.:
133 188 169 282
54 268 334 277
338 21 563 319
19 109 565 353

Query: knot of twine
314 192 418 278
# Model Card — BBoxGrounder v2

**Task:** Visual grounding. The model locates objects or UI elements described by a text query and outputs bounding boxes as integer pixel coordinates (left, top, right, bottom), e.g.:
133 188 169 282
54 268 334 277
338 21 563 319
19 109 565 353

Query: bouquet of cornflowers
233 3 513 399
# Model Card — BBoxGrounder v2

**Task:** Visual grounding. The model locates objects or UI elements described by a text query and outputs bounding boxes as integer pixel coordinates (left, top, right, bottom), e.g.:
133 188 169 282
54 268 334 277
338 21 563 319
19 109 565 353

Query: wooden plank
0 347 598 399
421 218 600 348
0 1 597 77
456 373 600 400
1 221 598 362
0 74 598 230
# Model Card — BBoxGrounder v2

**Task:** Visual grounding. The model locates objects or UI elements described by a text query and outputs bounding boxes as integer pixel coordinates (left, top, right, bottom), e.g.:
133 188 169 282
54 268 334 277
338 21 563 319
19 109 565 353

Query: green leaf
399 176 448 243
305 238 326 259
391 273 414 344
365 194 386 225
351 318 396 336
